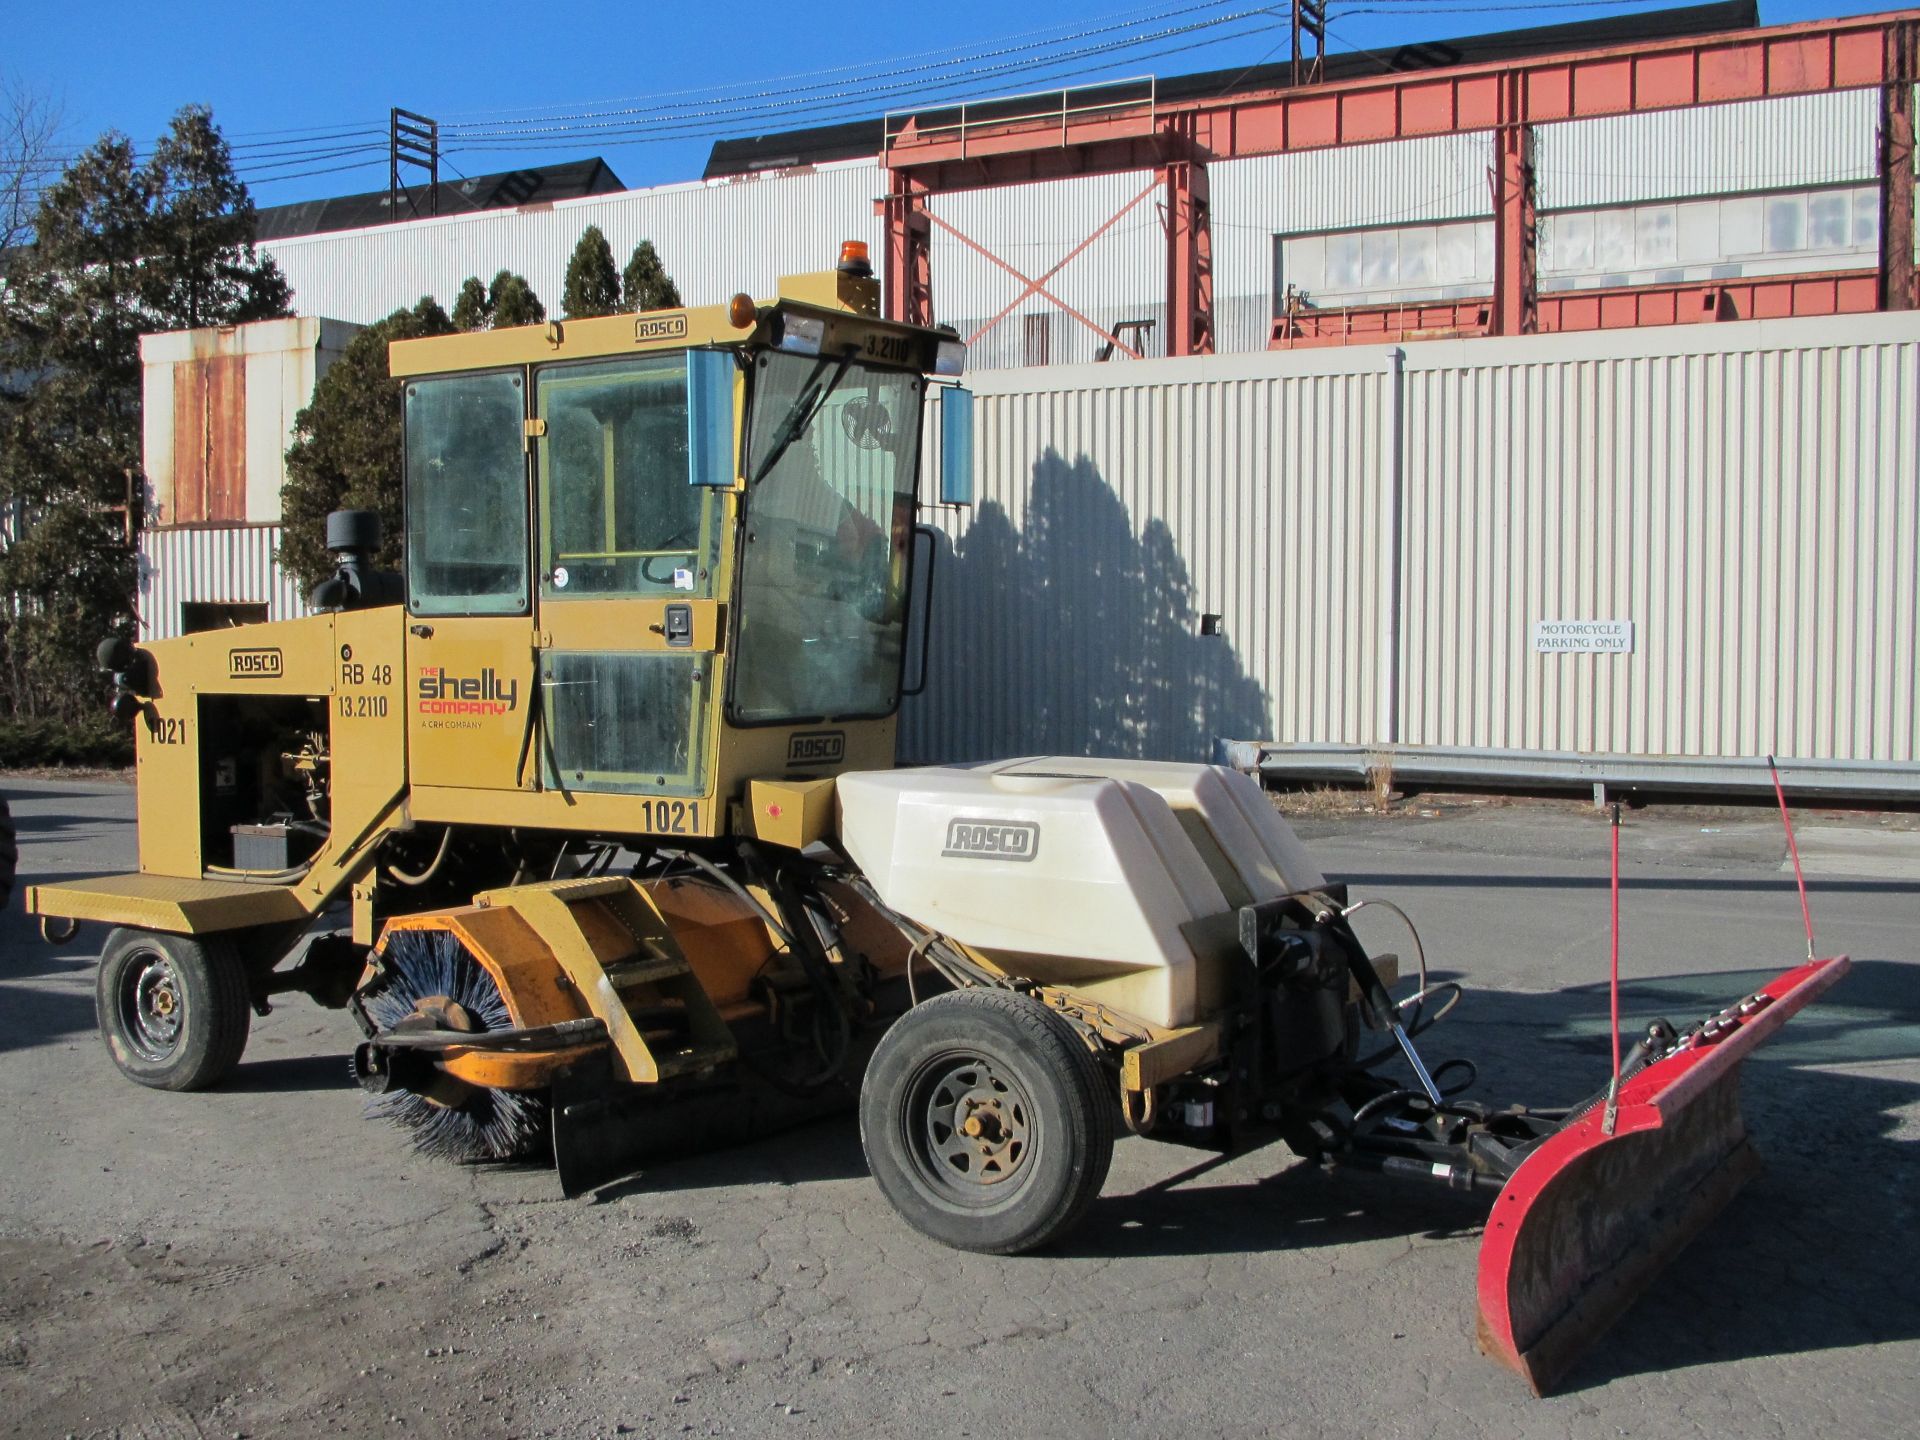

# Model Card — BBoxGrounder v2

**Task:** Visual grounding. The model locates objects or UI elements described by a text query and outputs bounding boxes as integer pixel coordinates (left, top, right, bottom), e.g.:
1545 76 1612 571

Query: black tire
0 794 16 909
860 989 1114 1255
95 928 251 1091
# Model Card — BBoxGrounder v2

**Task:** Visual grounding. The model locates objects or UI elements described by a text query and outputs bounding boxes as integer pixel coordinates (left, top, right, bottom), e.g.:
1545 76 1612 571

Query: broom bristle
361 929 550 1163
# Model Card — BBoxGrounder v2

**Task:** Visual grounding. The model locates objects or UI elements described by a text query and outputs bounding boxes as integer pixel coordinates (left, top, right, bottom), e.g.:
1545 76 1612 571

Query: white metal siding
901 349 1391 765
1397 318 1919 764
904 313 1920 772
1210 133 1495 353
262 163 885 324
929 170 1170 369
138 525 309 641
1535 90 1880 211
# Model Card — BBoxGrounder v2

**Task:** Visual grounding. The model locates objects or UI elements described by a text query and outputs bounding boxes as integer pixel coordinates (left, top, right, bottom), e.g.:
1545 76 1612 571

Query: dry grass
1268 783 1377 817
1364 748 1397 808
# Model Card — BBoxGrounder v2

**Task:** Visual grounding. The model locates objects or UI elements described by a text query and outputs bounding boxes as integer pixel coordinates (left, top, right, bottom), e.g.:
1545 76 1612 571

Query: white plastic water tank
834 759 1323 1028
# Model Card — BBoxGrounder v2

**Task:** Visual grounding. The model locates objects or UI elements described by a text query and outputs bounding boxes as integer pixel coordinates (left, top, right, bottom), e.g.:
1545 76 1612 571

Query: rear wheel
95 928 251 1091
860 989 1114 1254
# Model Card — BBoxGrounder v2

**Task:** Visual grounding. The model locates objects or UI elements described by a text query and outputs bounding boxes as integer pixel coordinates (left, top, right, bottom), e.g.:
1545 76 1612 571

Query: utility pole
1292 0 1328 87
388 108 440 221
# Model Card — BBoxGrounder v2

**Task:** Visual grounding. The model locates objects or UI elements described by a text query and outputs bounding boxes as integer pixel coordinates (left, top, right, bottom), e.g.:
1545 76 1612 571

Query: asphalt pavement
0 776 1914 1439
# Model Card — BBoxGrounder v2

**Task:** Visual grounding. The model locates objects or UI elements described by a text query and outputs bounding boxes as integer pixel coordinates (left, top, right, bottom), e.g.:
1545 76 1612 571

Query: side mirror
687 349 735 487
938 386 974 506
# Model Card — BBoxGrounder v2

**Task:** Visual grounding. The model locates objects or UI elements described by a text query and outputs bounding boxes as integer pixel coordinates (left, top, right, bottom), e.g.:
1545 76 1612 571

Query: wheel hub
121 954 183 1060
920 1060 1031 1188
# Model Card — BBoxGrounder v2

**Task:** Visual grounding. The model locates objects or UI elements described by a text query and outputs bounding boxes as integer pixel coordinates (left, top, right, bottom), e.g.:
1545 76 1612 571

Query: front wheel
95 928 251 1090
860 989 1114 1255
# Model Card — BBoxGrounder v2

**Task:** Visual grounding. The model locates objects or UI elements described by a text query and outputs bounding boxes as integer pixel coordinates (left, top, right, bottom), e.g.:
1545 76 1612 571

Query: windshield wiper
750 348 857 485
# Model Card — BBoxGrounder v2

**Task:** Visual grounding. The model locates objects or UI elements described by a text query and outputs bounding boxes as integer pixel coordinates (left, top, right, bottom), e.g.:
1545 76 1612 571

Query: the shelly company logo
942 818 1041 862
416 666 518 716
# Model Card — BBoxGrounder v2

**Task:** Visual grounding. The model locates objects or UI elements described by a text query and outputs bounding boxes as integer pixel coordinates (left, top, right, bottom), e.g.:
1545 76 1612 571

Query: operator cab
386 249 972 840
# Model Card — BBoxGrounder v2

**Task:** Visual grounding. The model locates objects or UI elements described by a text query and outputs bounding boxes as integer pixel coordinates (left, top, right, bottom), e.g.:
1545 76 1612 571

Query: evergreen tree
562 225 621 319
142 105 290 328
451 275 491 332
450 270 546 330
278 298 455 593
488 270 545 328
621 240 681 312
0 106 288 745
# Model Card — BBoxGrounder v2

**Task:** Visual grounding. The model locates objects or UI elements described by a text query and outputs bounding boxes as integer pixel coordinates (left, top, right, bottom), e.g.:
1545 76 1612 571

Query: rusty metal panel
1536 90 1878 211
137 523 309 642
1396 313 1920 765
900 349 1390 764
170 353 247 523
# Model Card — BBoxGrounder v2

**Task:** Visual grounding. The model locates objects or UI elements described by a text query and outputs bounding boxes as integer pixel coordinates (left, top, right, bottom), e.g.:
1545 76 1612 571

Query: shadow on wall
903 447 1271 765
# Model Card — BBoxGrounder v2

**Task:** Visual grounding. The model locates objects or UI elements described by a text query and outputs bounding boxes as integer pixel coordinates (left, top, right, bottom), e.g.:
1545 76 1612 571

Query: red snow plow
1473 954 1849 1392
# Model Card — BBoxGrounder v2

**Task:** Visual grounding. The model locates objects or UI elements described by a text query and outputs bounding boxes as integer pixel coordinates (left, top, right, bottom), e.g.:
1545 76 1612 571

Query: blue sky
8 1 1887 207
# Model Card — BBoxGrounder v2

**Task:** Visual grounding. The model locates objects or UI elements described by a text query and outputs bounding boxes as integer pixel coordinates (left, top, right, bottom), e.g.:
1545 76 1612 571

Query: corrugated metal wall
902 312 1920 772
1211 133 1495 353
1398 319 1919 763
1534 89 1879 211
137 525 308 641
902 348 1393 765
928 170 1171 368
263 163 886 324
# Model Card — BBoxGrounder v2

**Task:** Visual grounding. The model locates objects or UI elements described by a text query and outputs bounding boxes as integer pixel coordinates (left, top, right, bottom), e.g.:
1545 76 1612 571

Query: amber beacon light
837 240 873 277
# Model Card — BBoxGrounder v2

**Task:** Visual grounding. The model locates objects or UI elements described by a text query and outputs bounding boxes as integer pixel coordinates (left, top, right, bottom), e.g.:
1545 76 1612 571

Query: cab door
530 353 729 814
400 368 540 792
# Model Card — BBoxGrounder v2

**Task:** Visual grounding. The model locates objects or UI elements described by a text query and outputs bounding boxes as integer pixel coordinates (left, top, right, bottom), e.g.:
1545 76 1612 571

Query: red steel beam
882 177 934 329
1165 143 1214 356
886 11 1919 189
1879 21 1918 310
1271 271 1881 348
1491 73 1537 336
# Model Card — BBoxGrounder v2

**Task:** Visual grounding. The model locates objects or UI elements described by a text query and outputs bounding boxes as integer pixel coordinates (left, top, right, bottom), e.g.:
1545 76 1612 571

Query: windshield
730 350 924 724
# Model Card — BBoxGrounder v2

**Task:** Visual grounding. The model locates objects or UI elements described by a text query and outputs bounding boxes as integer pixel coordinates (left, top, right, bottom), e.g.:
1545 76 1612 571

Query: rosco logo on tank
787 730 846 765
228 647 283 679
942 818 1041 862
416 666 518 716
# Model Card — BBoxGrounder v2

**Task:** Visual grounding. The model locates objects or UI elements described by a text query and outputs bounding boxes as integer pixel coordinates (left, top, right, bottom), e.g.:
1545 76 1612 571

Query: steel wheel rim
117 951 184 1062
901 1049 1036 1204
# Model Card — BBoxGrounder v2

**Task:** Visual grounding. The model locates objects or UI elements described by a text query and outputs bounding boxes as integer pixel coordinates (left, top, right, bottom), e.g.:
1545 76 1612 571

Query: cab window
404 372 530 615
536 355 721 598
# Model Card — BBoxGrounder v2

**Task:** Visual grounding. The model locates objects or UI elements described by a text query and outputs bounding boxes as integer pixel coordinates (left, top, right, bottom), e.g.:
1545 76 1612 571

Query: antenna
389 108 441 222
1767 755 1817 960
1292 0 1327 87
1602 802 1622 1136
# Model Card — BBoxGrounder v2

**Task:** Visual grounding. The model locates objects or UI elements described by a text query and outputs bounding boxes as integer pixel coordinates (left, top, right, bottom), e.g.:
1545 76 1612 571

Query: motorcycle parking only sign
1533 619 1635 654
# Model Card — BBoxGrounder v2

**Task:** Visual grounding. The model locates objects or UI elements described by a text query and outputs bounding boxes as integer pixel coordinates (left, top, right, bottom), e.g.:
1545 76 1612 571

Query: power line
437 20 1281 156
436 0 1251 123
441 8 1275 142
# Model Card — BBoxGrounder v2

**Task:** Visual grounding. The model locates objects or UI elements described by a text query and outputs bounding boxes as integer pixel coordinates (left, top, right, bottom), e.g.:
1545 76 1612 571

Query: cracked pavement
1 778 1914 1438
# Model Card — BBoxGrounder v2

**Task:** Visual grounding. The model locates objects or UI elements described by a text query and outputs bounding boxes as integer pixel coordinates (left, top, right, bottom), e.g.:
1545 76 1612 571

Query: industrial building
141 1 1920 794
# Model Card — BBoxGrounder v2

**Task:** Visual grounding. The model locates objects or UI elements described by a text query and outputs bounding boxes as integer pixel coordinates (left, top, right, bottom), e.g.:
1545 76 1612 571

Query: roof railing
882 76 1158 162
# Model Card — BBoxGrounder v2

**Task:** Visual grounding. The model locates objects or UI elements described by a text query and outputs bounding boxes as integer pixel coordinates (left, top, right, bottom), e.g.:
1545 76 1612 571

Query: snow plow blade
1475 955 1849 1394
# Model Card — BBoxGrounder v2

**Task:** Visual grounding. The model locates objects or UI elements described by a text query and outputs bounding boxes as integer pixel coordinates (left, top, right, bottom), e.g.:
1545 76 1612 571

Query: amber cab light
728 292 757 328
837 240 873 277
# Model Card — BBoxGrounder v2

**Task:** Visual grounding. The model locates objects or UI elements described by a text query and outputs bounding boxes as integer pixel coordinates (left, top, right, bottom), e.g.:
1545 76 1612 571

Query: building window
1539 185 1879 292
1277 218 1495 311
